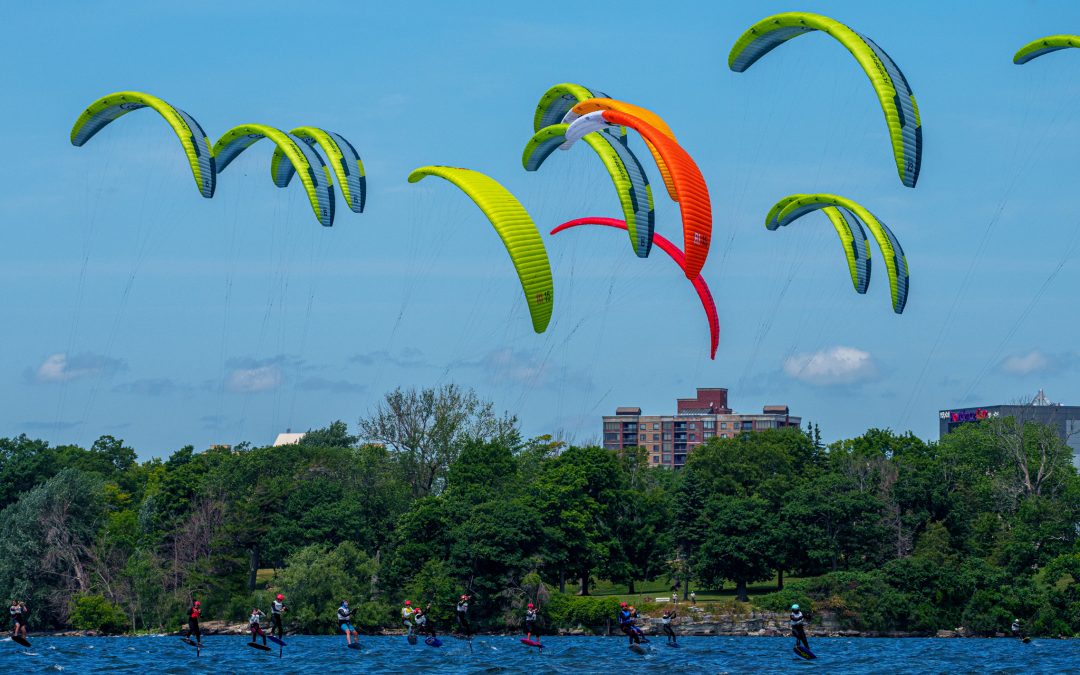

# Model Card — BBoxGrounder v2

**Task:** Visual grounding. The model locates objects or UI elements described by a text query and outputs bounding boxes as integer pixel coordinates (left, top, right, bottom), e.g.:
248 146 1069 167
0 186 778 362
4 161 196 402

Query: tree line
1 384 1077 637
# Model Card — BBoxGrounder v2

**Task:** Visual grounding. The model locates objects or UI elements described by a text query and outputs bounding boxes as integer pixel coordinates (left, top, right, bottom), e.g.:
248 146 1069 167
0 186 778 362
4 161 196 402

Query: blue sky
2 0 1079 457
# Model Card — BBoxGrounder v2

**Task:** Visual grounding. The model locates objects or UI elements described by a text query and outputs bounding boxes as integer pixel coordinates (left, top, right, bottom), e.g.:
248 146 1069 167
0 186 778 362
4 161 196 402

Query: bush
70 594 128 634
545 593 621 631
754 584 813 615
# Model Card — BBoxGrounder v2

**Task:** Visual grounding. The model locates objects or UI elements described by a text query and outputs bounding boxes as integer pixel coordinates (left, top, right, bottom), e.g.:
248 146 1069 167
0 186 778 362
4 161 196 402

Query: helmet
791 604 800 610
620 602 627 608
194 601 200 606
342 600 348 605
461 595 468 600
527 603 534 609
405 600 411 606
276 594 284 601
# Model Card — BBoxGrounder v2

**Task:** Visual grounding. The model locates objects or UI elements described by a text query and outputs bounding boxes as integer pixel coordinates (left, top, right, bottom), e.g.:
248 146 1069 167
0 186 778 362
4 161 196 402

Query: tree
694 495 777 601
358 384 519 497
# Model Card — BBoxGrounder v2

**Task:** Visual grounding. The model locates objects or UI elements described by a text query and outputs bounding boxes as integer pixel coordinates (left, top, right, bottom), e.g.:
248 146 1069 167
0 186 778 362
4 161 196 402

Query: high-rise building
602 387 801 468
939 389 1080 468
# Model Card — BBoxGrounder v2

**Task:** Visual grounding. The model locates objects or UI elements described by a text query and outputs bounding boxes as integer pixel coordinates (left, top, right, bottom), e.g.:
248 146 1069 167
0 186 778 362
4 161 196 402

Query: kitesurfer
415 607 437 638
617 602 642 644
248 607 267 646
456 595 471 636
186 600 202 645
524 603 539 642
401 600 416 637
271 594 286 639
790 604 810 652
337 600 358 646
1011 618 1023 639
9 600 27 639
661 610 677 644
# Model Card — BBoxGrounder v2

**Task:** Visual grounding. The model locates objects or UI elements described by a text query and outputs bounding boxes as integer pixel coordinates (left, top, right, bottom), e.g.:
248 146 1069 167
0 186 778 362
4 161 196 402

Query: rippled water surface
3 635 1076 673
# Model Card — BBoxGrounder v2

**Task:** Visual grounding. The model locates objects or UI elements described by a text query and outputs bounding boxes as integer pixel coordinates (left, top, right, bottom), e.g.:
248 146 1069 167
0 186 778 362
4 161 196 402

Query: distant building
602 387 802 469
273 429 306 447
939 389 1080 468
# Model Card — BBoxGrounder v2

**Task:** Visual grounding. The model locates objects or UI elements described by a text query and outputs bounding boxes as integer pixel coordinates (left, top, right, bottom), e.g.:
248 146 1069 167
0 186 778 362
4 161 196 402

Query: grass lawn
256 568 276 587
588 574 802 603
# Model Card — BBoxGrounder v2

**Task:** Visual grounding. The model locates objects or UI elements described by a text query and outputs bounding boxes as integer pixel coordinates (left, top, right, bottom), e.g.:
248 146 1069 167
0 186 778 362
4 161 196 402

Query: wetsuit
337 605 355 635
249 609 266 645
1011 620 1023 639
790 610 809 651
456 599 471 636
661 612 677 643
187 605 202 644
401 606 415 636
618 608 642 644
524 608 538 639
271 600 285 638
416 612 436 638
10 603 24 635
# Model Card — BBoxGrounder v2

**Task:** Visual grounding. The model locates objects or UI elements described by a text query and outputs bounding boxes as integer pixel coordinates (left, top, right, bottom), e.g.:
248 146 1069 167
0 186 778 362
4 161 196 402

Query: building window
704 431 714 439
703 420 716 430
689 422 696 429
652 422 659 430
689 434 696 441
662 454 671 462
652 455 659 463
604 422 619 431
742 421 753 430
663 433 672 441
653 445 659 452
652 433 659 441
638 423 646 430
720 422 728 429
604 433 619 442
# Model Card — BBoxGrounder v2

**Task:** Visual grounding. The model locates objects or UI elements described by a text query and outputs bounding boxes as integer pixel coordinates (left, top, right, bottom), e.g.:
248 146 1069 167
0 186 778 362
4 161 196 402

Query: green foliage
544 593 622 630
0 400 1078 636
69 594 128 633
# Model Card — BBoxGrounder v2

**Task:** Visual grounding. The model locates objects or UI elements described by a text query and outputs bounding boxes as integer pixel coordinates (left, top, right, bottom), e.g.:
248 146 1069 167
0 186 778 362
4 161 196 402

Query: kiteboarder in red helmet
271 593 286 639
186 600 202 646
524 603 539 642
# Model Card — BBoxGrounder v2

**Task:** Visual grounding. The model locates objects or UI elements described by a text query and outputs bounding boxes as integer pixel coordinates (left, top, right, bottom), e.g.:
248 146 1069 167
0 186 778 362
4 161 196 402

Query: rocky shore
45 612 1029 639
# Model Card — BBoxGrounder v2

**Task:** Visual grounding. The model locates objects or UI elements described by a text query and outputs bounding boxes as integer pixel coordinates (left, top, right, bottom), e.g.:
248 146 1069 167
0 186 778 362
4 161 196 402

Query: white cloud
28 352 125 383
783 346 877 386
225 364 283 393
1000 349 1063 376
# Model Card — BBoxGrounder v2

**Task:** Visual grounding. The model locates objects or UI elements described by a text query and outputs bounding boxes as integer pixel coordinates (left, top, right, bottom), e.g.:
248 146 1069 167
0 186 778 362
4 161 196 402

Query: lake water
3 634 1076 673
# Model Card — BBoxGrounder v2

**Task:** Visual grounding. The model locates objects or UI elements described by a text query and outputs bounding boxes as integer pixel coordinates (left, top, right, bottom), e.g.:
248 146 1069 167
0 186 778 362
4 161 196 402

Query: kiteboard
629 643 647 655
1021 637 1031 644
424 636 443 647
520 638 543 649
247 641 272 652
794 645 816 660
666 641 680 648
12 636 31 648
347 642 362 650
407 634 418 645
180 637 200 648
268 636 286 647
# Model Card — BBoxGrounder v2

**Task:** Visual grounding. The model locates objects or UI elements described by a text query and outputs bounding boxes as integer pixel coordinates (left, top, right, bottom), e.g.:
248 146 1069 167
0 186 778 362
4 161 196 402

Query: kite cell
523 123 655 257
407 166 554 333
551 217 718 358
70 91 216 198
564 110 712 279
1014 35 1080 64
213 124 336 227
729 12 922 188
768 194 908 313
271 127 366 213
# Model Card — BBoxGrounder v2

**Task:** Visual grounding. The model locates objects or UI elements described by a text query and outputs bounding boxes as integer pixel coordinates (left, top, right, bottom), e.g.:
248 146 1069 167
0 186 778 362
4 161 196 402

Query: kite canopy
1014 34 1080 64
564 110 713 280
271 127 366 213
524 123 655 257
564 98 680 202
768 194 909 314
552 217 719 358
766 195 872 295
729 12 922 188
213 124 336 227
407 166 554 333
70 91 216 198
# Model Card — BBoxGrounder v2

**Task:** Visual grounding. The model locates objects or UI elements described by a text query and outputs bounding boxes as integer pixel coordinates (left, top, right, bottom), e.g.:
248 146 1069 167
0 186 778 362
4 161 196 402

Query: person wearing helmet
401 600 416 637
1011 618 1023 639
790 604 810 652
617 602 635 643
337 600 358 646
456 594 471 637
415 606 437 639
270 593 286 639
248 607 267 646
186 600 202 646
9 599 28 640
524 603 539 642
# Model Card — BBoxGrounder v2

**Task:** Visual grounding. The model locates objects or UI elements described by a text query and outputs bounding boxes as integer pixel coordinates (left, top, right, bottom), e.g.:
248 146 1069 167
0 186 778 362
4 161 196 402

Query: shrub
70 594 128 634
545 593 622 630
